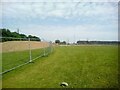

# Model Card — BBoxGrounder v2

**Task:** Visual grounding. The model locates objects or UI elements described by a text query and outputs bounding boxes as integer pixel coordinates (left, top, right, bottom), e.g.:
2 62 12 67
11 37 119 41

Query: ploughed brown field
0 41 49 53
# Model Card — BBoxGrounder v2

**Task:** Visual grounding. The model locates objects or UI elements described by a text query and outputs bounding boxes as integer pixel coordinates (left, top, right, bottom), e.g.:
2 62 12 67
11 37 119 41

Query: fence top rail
0 37 40 40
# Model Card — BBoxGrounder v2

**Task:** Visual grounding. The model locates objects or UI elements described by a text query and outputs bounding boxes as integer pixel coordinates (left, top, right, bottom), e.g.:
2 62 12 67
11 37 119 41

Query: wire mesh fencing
0 37 2 89
0 37 53 74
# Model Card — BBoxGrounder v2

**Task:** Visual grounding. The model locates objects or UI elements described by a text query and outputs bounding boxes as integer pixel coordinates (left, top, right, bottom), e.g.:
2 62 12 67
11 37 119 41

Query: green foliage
55 40 60 44
0 28 41 42
28 35 40 41
60 41 66 44
55 40 67 45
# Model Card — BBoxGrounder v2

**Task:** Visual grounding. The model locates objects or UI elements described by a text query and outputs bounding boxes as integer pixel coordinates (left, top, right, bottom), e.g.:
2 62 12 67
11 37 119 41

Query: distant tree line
55 40 66 45
0 28 41 42
55 39 119 45
76 40 119 45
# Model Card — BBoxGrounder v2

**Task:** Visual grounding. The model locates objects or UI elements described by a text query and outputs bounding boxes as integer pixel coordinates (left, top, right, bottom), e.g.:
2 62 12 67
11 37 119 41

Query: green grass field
2 49 43 72
2 47 51 73
2 45 118 88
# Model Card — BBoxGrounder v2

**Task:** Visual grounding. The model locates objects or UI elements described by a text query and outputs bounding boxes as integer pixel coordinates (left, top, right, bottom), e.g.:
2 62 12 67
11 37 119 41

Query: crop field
2 45 118 88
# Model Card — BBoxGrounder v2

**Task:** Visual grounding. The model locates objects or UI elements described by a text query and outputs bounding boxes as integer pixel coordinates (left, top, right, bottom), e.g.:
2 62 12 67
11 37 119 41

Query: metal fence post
44 46 46 56
50 42 52 53
42 38 46 56
29 38 32 62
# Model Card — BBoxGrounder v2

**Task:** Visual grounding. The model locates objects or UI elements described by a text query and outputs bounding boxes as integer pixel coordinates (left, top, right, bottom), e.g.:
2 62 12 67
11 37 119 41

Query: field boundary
0 52 51 75
0 37 53 75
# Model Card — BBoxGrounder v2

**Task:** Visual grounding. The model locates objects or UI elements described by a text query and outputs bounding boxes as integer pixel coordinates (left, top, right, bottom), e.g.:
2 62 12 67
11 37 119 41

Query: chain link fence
0 37 1 89
0 37 53 74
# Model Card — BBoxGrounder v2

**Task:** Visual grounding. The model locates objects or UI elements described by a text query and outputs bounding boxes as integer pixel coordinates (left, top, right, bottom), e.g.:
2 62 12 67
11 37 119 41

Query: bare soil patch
1 41 49 53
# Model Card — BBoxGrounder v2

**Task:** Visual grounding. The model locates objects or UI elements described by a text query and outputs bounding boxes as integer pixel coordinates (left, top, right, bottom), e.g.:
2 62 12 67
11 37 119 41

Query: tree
20 34 27 38
0 28 41 42
77 40 81 44
0 29 13 42
60 41 66 44
11 32 21 38
28 35 41 41
55 40 60 44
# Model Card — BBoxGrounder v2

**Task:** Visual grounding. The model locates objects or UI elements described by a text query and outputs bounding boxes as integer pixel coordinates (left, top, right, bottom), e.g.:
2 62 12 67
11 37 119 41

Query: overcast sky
1 1 118 42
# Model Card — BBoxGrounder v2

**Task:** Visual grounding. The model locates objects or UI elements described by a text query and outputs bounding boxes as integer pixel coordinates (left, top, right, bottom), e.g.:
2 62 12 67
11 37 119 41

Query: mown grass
2 48 44 72
2 45 118 88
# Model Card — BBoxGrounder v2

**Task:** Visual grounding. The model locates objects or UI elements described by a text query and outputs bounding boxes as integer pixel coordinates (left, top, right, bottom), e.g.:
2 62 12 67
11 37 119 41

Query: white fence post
44 46 46 56
29 38 32 62
42 38 46 56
